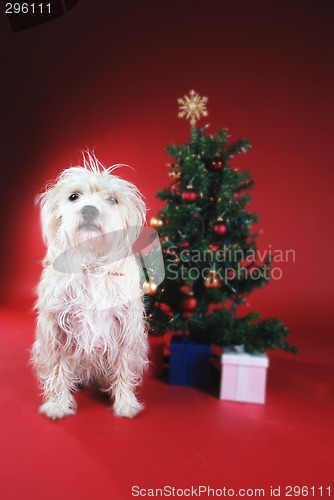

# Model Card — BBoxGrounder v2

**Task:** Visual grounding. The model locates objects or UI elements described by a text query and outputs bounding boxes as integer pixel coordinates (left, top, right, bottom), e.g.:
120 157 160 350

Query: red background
1 1 334 497
1 0 333 340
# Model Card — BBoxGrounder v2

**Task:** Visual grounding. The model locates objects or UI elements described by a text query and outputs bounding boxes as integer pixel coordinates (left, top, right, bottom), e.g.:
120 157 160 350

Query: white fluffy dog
32 153 148 419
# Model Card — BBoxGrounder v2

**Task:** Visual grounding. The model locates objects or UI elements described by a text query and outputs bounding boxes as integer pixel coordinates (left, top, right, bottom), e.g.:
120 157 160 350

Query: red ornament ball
180 284 192 294
180 296 198 311
160 303 173 316
208 244 220 252
182 186 198 203
211 159 223 170
213 222 227 235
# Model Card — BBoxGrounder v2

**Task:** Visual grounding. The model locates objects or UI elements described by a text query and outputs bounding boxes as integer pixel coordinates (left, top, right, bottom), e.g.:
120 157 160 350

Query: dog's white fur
32 153 148 419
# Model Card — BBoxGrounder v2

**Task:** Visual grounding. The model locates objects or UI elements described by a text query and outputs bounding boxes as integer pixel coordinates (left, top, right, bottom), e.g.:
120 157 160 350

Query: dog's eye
69 193 80 201
107 195 118 205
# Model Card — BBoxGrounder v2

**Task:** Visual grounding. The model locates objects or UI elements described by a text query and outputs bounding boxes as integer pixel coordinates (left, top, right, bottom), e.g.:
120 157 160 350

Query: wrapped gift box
169 335 211 387
220 347 269 404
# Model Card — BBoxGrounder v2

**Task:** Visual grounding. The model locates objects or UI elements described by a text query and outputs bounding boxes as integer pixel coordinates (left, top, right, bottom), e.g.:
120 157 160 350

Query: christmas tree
145 91 296 354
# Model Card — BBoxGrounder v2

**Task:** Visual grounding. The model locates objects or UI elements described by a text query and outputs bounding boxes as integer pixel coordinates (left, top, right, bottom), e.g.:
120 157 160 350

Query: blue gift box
169 335 211 387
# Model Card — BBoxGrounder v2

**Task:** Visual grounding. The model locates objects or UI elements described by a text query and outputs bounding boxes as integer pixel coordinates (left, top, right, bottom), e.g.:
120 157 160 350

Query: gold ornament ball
143 280 159 296
204 271 221 289
150 216 164 229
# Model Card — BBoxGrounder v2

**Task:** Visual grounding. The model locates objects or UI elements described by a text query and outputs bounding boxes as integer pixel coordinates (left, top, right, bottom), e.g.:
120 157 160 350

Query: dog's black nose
80 205 99 222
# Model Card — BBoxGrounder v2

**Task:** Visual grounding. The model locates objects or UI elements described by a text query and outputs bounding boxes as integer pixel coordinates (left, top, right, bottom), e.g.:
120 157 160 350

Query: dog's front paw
113 394 144 419
39 399 76 420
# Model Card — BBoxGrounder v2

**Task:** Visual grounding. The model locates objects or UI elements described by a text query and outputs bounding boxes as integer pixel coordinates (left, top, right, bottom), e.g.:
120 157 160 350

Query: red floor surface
1 307 333 500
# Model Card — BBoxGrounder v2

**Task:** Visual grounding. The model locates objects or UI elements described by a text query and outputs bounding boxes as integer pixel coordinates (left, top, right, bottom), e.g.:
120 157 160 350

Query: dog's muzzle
79 205 101 231
81 205 99 222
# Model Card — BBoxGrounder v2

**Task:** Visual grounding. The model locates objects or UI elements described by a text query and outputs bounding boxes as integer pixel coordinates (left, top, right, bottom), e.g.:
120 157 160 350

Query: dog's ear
121 182 146 245
36 184 62 246
128 194 146 229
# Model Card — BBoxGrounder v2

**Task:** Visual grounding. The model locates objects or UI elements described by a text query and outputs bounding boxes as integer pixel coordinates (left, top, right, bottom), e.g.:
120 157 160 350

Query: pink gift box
220 348 269 404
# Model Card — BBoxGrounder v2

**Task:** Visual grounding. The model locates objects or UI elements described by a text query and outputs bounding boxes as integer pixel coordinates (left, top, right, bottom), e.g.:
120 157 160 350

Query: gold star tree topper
178 90 208 128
